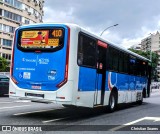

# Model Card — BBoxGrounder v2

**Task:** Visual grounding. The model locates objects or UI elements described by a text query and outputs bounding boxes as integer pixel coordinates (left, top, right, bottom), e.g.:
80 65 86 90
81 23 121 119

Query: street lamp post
150 46 152 62
148 33 152 62
100 24 118 36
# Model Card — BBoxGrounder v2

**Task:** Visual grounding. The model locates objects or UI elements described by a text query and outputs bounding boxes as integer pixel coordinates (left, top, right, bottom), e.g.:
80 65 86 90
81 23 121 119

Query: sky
43 0 160 48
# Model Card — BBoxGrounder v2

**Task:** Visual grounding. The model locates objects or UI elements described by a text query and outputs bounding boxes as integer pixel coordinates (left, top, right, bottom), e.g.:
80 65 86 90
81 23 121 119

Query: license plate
32 85 41 90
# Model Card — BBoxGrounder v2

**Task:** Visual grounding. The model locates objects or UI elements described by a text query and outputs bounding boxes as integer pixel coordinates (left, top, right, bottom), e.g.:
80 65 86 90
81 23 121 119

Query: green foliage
128 48 159 81
0 57 9 72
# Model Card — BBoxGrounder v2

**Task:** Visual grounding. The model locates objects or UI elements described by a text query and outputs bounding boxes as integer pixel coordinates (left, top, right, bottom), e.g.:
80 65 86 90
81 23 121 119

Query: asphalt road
0 89 160 133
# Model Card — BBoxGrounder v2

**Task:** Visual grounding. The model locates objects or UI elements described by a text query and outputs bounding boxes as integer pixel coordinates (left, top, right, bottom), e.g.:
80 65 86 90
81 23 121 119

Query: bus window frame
118 51 129 74
16 27 65 52
77 32 149 78
77 32 97 69
128 55 148 77
107 45 130 75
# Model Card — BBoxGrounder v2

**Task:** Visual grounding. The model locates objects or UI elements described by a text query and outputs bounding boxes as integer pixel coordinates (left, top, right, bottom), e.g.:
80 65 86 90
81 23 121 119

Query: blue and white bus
9 23 151 112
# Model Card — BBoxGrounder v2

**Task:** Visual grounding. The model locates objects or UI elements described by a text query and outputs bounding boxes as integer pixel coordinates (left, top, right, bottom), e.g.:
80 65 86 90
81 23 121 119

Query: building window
3 24 15 33
2 53 11 60
0 9 2 16
14 0 22 9
4 0 22 9
25 19 30 24
3 39 12 47
4 10 22 22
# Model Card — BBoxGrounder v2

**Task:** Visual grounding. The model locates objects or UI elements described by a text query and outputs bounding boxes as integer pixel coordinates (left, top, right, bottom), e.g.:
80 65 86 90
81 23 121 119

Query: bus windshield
17 28 64 52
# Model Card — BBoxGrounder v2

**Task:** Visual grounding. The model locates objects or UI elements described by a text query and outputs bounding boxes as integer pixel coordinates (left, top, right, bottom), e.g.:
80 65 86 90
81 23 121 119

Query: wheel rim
110 95 115 109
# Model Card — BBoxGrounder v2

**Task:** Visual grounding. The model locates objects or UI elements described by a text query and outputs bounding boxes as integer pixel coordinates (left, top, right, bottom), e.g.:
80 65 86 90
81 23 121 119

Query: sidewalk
151 88 160 93
150 88 160 96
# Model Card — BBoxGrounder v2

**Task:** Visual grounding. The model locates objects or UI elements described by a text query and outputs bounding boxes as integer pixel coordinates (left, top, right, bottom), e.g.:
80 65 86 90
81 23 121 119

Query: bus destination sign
21 29 63 48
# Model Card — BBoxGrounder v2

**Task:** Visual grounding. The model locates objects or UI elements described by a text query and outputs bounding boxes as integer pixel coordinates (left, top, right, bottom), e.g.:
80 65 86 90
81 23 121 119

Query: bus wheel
137 98 143 105
143 89 146 98
108 92 117 112
137 93 143 105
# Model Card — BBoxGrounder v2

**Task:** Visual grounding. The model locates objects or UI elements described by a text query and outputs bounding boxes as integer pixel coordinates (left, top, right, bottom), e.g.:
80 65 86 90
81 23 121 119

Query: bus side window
141 61 147 76
136 59 141 76
119 52 129 74
124 54 129 74
108 47 119 72
129 56 136 75
77 33 96 68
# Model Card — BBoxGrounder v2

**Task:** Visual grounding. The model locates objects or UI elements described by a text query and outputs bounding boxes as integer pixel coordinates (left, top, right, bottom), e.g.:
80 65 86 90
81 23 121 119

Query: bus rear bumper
10 96 54 104
9 95 73 105
9 79 74 105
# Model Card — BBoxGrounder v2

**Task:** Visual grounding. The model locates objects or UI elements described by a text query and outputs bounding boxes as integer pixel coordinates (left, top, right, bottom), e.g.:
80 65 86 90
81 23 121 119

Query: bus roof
18 23 150 62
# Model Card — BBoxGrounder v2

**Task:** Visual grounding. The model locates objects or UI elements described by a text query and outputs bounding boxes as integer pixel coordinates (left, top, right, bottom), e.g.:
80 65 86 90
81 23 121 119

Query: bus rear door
94 41 107 106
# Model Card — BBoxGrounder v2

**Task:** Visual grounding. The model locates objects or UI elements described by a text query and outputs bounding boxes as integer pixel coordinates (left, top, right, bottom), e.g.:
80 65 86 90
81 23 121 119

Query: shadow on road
11 102 150 124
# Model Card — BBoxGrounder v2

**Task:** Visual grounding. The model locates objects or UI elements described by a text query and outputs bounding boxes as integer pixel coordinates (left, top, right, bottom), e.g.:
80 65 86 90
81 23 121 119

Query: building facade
0 0 44 62
141 32 160 52
141 31 160 80
130 44 142 51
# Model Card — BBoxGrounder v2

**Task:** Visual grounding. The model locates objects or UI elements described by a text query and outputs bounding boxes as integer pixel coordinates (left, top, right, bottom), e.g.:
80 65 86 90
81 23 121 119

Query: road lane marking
0 100 31 104
13 108 63 116
109 117 146 131
123 117 160 125
0 102 14 104
42 117 70 123
123 117 147 125
15 100 31 103
110 117 160 131
143 117 160 122
0 105 31 110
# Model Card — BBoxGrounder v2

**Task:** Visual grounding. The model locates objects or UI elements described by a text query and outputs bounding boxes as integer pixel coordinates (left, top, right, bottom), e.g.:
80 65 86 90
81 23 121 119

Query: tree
0 57 9 72
128 48 159 81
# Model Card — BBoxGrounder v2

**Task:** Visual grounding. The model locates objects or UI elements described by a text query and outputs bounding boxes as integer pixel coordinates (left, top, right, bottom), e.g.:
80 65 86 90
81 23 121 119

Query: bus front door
94 45 106 106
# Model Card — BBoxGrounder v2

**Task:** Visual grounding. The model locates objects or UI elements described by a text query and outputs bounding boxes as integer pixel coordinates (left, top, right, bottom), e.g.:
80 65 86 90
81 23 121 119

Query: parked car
0 75 9 96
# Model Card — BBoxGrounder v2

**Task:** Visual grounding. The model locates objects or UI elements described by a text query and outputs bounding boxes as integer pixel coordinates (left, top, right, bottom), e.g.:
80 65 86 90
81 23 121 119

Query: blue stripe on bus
78 67 147 92
78 67 97 91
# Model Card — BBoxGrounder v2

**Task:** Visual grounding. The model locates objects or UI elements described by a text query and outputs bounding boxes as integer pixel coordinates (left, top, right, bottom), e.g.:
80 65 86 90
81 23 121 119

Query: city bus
9 23 151 112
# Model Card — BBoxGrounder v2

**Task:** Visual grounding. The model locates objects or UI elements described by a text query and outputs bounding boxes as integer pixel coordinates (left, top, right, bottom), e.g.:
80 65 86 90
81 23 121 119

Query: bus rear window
17 28 64 52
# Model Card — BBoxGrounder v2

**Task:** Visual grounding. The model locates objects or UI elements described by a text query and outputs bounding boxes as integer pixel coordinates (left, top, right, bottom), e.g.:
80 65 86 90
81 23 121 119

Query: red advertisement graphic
21 30 49 47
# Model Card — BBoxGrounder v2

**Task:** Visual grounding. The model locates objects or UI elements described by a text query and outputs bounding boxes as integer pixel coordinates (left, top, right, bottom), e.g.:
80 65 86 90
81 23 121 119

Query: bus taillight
56 96 65 99
11 77 18 84
10 30 17 84
56 27 70 88
10 92 16 95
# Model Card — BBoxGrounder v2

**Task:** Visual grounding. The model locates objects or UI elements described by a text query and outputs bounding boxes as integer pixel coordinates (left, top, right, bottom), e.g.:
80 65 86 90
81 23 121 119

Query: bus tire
137 92 143 105
108 91 117 112
143 88 146 98
137 98 143 105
